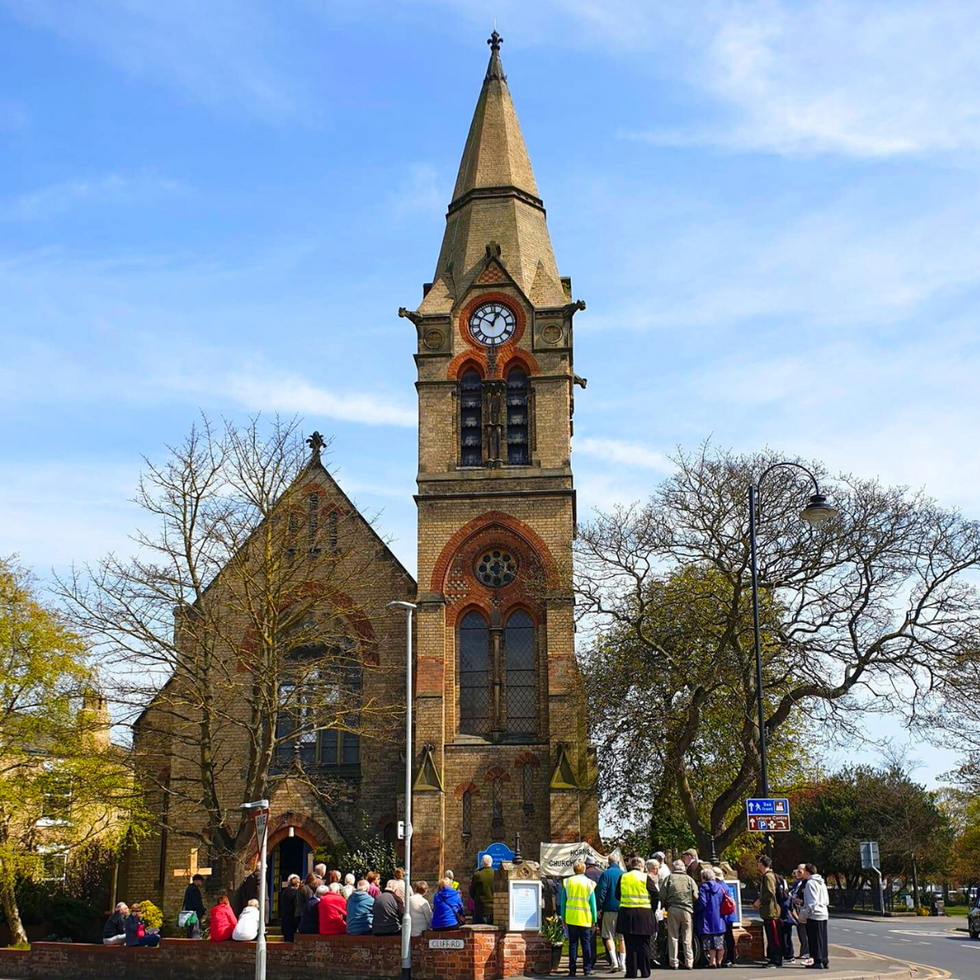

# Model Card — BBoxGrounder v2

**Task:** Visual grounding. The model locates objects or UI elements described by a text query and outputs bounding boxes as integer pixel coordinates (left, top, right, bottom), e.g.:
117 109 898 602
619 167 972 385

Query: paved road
830 914 978 978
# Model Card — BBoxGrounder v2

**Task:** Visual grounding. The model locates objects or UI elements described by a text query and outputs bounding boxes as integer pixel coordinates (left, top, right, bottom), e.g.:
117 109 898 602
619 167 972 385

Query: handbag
454 902 467 925
178 910 199 928
720 892 735 917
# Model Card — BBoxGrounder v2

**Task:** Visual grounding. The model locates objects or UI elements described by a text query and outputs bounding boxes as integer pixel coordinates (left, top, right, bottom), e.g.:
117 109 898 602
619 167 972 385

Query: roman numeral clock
468 302 516 346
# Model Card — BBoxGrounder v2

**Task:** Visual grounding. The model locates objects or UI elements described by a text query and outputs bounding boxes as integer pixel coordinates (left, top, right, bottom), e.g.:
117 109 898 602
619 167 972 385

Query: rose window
475 550 517 588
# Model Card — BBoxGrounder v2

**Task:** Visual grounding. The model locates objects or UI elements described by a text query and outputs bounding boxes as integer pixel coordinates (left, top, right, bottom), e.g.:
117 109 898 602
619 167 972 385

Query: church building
123 30 597 914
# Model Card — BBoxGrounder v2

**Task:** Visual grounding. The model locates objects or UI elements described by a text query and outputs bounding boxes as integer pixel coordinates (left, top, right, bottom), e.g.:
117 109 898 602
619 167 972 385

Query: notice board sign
508 879 543 932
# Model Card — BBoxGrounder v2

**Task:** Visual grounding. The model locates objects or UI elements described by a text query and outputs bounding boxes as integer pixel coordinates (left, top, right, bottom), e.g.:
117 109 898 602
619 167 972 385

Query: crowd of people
102 849 831 973
556 849 831 976
104 856 500 946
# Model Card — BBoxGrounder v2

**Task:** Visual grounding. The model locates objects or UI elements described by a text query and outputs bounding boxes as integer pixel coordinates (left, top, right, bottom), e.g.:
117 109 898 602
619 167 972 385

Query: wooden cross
173 848 213 881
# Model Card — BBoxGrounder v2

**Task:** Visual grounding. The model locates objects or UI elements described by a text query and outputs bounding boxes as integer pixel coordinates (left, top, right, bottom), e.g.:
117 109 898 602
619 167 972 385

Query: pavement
553 942 937 980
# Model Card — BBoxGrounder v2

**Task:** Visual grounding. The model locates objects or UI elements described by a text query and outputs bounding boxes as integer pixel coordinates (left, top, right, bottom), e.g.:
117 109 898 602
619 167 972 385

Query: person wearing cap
615 855 659 978
585 854 604 885
595 854 626 972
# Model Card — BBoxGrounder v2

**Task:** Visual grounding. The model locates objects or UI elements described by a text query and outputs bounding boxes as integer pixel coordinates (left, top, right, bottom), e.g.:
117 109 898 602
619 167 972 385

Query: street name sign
746 798 791 833
429 938 464 949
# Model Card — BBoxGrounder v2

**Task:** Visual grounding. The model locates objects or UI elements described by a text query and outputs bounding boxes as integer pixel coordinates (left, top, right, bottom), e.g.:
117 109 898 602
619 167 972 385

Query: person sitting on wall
124 904 161 948
347 879 375 935
372 881 405 936
300 885 328 934
209 892 238 942
103 902 129 946
409 880 433 937
431 877 466 930
232 899 260 941
366 871 382 898
342 873 356 900
319 883 348 935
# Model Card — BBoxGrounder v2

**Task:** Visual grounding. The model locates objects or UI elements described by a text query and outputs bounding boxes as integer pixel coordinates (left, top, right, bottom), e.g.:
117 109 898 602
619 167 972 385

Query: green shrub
47 894 102 944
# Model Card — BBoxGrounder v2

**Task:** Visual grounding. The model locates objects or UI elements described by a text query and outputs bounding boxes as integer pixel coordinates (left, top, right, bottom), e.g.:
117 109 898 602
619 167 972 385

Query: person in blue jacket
695 868 727 969
347 879 375 935
595 858 626 971
431 877 466 930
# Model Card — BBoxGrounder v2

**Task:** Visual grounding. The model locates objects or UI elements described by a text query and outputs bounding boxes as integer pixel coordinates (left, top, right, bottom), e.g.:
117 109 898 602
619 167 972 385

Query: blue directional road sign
746 798 791 832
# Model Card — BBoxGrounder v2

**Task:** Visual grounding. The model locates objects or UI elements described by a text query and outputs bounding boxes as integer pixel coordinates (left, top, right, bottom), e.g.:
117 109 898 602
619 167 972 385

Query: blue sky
2 0 977 784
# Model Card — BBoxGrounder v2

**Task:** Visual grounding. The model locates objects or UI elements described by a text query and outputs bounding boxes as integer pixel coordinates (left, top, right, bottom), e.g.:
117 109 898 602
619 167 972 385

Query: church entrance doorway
268 835 312 923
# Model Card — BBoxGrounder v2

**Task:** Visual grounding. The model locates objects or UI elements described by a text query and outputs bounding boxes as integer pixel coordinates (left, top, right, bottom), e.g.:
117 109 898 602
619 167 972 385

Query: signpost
746 798 791 833
860 841 886 913
241 800 270 980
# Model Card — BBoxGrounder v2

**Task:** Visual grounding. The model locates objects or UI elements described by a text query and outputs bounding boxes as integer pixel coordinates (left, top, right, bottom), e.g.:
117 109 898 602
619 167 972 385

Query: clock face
468 302 516 347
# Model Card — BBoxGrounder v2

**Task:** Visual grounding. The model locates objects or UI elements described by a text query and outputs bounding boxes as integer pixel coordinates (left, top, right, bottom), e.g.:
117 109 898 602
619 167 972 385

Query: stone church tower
400 32 598 878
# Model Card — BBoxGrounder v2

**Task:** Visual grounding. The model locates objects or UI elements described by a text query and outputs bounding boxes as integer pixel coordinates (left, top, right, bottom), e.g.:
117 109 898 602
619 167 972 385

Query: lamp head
800 493 837 527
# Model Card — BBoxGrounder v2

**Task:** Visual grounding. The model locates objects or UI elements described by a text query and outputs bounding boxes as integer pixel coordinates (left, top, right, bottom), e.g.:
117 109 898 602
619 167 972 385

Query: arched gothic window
461 790 472 838
506 368 529 465
274 632 361 769
459 611 490 735
521 762 535 818
491 776 504 832
460 370 483 467
504 610 536 734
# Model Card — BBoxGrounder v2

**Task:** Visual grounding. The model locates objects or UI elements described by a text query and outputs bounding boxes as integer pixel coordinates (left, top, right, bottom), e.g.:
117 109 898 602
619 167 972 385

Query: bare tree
59 416 403 885
576 445 980 854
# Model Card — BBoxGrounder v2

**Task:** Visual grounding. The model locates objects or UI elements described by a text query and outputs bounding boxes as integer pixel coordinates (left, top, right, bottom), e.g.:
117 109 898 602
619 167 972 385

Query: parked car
968 898 980 940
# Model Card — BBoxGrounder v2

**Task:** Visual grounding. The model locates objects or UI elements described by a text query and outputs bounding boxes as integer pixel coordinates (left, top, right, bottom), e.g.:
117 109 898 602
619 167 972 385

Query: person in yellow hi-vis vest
616 855 660 978
560 859 598 976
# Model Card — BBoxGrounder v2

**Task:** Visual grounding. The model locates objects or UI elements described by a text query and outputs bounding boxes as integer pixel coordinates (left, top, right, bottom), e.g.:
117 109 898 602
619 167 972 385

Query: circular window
475 549 518 588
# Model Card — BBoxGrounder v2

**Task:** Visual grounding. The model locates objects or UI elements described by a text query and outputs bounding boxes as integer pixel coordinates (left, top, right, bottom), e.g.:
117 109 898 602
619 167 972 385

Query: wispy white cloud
176 369 417 428
1 171 186 221
576 436 669 471
387 163 446 218
1 0 308 122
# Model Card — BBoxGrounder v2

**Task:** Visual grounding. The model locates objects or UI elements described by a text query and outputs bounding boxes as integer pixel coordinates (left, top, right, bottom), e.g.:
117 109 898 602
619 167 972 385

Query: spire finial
306 431 326 462
485 29 506 81
488 29 502 54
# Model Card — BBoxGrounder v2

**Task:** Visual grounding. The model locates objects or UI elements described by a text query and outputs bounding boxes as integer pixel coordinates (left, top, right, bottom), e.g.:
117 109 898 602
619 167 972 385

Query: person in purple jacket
695 868 727 968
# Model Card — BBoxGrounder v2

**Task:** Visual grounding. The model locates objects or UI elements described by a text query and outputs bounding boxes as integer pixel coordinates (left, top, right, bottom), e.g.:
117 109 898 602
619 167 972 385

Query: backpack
775 876 788 905
720 889 735 917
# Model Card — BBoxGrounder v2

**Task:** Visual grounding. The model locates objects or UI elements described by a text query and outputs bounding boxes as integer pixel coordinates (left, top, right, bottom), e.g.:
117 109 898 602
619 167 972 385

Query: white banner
539 841 623 877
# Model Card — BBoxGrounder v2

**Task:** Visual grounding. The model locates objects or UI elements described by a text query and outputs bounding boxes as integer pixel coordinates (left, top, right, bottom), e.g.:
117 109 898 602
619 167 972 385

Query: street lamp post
388 599 417 980
749 463 836 857
240 799 271 980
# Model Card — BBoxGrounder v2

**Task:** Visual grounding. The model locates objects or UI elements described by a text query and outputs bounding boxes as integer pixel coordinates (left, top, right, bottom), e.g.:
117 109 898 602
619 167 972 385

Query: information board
746 798 791 832
508 879 542 932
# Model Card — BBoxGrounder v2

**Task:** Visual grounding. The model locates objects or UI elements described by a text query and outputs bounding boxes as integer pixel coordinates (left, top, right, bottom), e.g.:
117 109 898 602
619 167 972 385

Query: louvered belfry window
505 610 536 734
459 611 491 734
460 370 483 466
506 368 529 464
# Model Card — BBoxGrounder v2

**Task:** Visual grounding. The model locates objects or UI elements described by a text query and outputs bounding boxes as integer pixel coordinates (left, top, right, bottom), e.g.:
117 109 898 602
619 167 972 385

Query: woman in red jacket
318 884 348 935
209 892 238 942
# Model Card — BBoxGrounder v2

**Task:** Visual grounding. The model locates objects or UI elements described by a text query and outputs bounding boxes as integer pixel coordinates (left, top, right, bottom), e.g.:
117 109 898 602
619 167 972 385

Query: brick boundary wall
0 922 765 980
0 926 550 980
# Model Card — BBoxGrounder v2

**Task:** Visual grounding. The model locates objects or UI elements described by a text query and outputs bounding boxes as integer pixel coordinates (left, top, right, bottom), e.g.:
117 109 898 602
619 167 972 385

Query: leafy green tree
790 765 952 907
577 446 980 853
0 558 146 945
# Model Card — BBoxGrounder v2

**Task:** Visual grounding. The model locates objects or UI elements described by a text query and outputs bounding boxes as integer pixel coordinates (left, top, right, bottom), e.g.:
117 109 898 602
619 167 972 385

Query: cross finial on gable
306 431 326 462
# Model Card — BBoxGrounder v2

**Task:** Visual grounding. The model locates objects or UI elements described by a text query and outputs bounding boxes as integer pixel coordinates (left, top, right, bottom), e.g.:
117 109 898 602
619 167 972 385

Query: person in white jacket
798 864 830 970
409 880 433 936
232 899 260 941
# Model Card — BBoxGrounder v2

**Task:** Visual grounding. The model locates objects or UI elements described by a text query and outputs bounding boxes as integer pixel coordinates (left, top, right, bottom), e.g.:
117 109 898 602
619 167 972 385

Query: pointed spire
419 31 566 313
